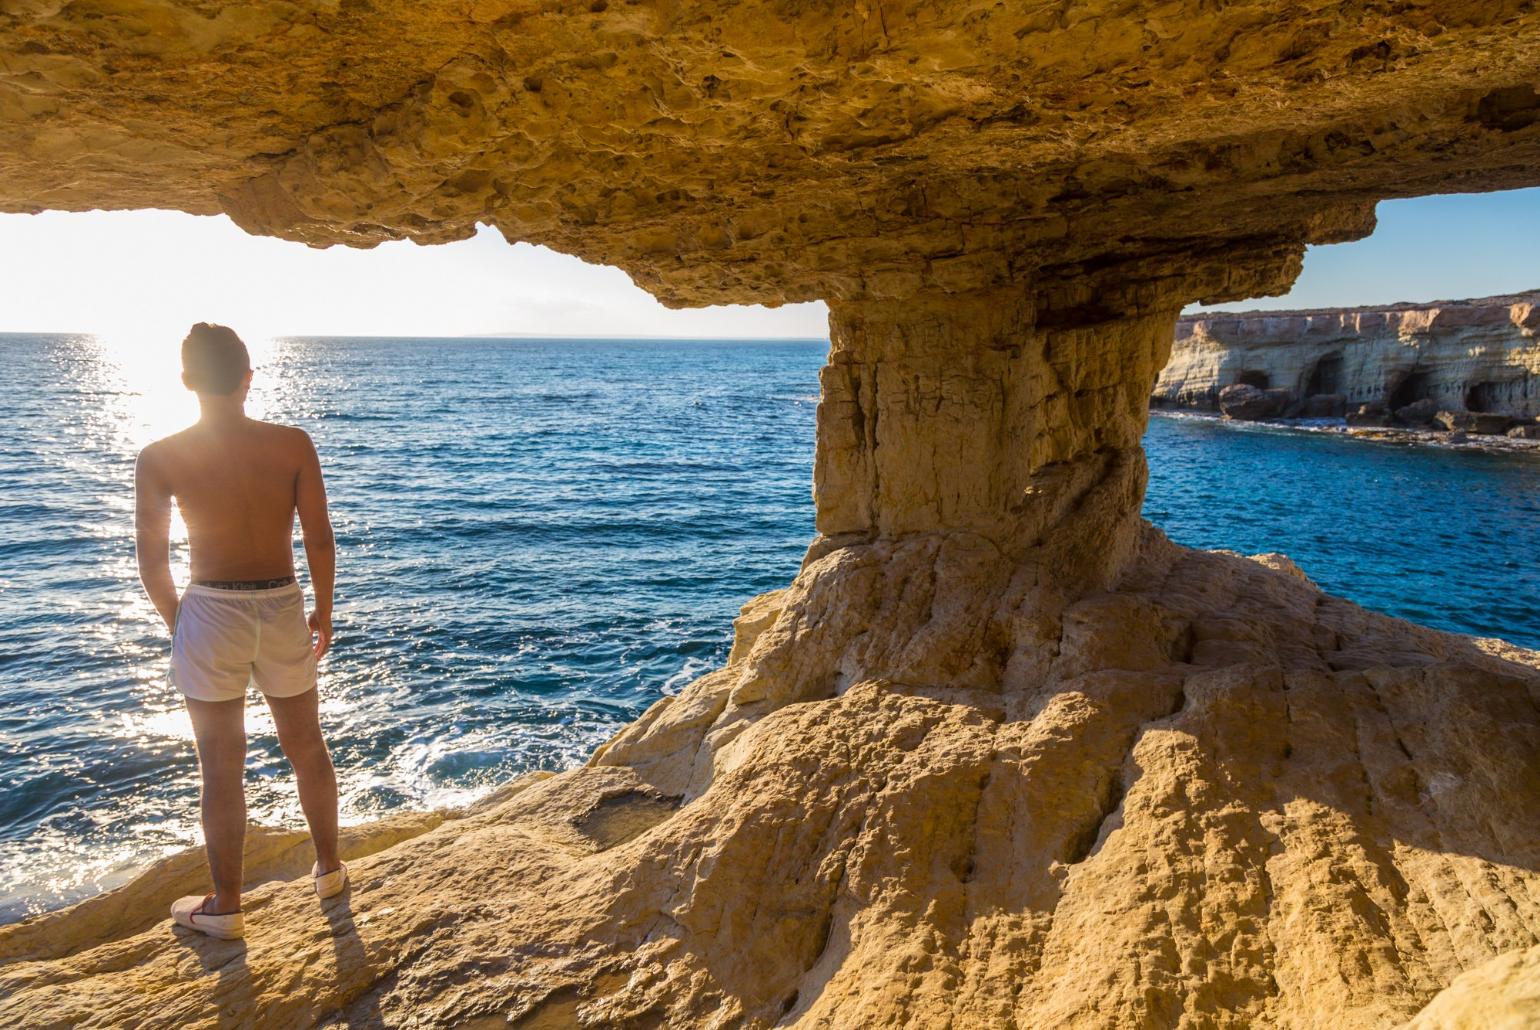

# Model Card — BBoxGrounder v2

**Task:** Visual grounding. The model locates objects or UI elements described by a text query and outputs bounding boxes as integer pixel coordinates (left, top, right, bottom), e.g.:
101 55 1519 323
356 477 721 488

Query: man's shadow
169 930 251 1029
166 882 380 1028
321 887 385 1029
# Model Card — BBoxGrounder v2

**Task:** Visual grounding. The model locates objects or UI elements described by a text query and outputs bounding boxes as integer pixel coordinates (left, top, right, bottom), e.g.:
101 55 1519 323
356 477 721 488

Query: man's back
135 323 344 938
140 418 318 582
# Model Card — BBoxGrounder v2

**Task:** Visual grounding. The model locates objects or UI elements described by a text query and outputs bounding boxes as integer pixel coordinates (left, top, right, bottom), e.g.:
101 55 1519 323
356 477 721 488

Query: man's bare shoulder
137 427 196 466
251 420 316 452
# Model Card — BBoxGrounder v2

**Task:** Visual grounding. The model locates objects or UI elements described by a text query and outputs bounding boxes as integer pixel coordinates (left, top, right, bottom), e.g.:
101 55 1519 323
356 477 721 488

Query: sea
2 332 1537 922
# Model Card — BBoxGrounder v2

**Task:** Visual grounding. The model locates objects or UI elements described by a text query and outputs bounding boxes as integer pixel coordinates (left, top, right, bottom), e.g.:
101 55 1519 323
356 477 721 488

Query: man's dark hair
181 323 250 395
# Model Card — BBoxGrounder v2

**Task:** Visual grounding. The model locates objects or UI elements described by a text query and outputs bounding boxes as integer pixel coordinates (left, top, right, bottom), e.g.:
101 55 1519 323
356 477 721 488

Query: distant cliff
1154 291 1540 424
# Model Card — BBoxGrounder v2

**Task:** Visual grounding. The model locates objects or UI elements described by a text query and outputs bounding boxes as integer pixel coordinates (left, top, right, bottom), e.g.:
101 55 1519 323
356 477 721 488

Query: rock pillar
812 284 1181 584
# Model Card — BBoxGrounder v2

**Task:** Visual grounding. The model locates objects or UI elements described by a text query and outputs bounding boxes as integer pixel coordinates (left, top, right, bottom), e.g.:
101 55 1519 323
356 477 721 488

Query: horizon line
0 329 832 342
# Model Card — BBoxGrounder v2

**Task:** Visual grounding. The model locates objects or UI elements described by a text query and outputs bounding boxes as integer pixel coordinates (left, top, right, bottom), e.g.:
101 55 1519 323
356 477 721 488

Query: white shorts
170 583 317 703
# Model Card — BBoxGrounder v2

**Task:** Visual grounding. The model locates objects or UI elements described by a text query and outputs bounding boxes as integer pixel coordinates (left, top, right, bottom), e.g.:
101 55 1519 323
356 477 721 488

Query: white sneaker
313 861 348 900
170 894 244 940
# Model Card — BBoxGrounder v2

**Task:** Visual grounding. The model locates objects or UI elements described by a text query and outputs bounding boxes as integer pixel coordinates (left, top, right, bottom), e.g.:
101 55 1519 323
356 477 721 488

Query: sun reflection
90 328 280 449
78 330 292 608
116 709 196 742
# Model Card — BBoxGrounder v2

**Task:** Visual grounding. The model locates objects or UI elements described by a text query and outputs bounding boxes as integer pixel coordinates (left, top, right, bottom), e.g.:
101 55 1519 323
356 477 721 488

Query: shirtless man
135 323 345 941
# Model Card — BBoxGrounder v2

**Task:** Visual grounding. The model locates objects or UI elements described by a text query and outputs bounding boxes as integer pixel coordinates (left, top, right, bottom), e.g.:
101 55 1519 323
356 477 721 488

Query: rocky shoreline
7 1 1540 1024
1154 408 1540 456
1154 291 1540 446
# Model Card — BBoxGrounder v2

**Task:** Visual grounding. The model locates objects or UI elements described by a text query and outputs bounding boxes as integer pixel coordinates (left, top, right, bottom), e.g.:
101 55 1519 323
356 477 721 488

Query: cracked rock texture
1155 291 1540 417
4 1 1540 1026
5 1 1540 305
1404 945 1540 1028
2 526 1538 1028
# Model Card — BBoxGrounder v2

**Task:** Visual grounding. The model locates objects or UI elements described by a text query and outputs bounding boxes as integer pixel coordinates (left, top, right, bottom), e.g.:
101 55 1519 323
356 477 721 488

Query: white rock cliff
1155 291 1540 420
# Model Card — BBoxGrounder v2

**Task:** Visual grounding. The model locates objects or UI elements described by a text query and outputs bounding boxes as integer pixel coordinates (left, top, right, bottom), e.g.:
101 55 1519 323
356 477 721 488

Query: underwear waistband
190 575 298 591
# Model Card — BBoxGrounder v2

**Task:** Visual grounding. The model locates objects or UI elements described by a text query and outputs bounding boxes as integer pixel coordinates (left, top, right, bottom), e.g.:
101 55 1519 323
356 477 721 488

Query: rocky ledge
5 1 1540 1025
3 528 1539 1028
1155 292 1540 441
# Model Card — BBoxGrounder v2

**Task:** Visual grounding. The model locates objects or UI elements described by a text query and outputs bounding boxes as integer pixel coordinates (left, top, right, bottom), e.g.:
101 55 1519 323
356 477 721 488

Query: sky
0 211 830 340
1193 186 1540 313
0 187 1537 340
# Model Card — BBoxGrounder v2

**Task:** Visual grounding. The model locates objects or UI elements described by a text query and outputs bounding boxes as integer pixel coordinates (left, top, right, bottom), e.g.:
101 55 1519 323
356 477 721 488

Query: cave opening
1388 370 1432 411
1304 352 1344 396
6 7 1540 1023
1465 380 1504 412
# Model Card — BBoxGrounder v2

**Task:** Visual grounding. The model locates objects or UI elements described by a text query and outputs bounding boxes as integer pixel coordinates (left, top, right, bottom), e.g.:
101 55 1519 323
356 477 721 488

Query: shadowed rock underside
4 1 1540 1027
4 1 1540 305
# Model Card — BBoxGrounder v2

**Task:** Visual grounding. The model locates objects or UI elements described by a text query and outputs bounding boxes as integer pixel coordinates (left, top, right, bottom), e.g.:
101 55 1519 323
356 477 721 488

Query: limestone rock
1395 397 1441 426
1347 401 1391 427
1218 382 1289 421
3 4 1540 304
1435 410 1515 435
5 1 1540 1024
1508 424 1540 440
1156 292 1540 420
1401 945 1540 1029
1298 392 1347 419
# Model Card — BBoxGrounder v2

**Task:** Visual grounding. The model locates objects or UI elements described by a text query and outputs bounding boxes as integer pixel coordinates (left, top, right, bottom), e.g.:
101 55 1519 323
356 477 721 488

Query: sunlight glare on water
91 327 282 446
0 333 824 921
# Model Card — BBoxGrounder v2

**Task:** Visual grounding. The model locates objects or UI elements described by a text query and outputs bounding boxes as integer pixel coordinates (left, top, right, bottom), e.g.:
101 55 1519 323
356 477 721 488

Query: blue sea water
1 332 1537 922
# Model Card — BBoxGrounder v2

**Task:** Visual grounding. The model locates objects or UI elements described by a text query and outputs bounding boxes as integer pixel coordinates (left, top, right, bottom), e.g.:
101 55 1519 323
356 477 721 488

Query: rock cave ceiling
2 1 1540 307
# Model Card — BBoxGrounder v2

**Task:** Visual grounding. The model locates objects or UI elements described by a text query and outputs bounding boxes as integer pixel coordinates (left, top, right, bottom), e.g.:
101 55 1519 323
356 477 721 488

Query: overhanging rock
2 3 1540 1026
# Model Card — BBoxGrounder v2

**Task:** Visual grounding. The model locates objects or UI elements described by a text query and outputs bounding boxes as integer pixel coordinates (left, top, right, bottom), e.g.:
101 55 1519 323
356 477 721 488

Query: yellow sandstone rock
4 0 1540 306
1401 945 1540 1030
2 1 1540 1026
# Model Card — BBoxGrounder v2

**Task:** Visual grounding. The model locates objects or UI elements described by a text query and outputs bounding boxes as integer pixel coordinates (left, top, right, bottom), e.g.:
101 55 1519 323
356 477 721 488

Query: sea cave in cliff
2 2 1540 1027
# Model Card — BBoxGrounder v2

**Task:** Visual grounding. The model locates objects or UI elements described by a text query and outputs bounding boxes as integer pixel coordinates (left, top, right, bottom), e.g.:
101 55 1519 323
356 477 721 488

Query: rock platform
4 1 1540 1024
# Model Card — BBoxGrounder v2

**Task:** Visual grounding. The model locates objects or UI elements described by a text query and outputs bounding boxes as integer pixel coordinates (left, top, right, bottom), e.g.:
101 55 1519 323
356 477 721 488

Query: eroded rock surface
1217 382 1291 421
5 1 1540 1025
2 528 1537 1028
1156 291 1540 421
1402 945 1540 1029
4 2 1540 305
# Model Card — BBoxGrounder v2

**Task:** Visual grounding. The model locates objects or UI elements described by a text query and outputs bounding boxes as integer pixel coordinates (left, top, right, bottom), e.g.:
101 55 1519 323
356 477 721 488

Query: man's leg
264 688 341 874
184 696 247 914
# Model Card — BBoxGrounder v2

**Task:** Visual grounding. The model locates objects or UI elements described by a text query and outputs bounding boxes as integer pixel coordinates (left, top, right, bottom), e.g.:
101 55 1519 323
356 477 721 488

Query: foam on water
1 334 1536 922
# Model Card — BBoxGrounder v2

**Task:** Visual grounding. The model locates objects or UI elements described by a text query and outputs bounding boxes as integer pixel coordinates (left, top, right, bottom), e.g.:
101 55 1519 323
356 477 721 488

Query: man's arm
295 431 336 659
134 447 180 633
